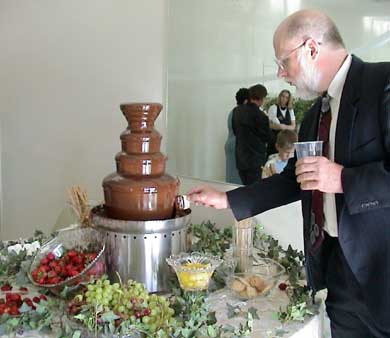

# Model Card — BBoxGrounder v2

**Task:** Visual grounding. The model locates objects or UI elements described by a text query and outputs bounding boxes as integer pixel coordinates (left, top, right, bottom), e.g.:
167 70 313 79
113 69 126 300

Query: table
0 285 325 338
208 288 325 338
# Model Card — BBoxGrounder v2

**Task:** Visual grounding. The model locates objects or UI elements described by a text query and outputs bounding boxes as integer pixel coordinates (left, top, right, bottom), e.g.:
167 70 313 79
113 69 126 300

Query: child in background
262 130 297 178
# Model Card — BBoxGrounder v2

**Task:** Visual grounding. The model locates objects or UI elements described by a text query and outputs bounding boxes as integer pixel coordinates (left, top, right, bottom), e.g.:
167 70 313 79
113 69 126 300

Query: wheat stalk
68 185 91 227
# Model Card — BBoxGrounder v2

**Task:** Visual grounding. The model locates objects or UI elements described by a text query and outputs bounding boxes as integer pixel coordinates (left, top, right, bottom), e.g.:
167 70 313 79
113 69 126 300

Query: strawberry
72 255 82 265
40 257 49 266
67 250 77 258
47 252 55 261
9 306 20 316
38 277 46 285
19 286 28 292
10 293 21 302
31 269 39 280
51 277 61 284
278 282 288 291
39 294 47 301
5 293 13 303
1 283 12 292
48 271 57 279
24 298 33 307
69 270 79 277
49 261 58 269
32 296 41 303
89 253 97 261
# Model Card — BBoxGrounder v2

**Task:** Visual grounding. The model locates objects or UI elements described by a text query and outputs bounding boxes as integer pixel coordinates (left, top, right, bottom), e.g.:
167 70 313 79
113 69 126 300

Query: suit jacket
227 56 390 328
232 102 271 170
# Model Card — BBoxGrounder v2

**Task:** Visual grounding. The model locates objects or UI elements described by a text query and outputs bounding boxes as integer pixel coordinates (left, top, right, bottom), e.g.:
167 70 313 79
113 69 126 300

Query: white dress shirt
268 104 296 124
323 54 352 237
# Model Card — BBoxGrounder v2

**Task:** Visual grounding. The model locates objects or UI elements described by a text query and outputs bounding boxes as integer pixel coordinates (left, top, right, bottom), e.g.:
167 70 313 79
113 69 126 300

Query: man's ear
306 38 320 61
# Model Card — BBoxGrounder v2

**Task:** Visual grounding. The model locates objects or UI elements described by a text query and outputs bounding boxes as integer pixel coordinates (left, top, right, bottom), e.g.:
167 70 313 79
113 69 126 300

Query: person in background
262 129 297 178
267 89 296 156
232 84 271 185
224 88 249 184
187 9 390 338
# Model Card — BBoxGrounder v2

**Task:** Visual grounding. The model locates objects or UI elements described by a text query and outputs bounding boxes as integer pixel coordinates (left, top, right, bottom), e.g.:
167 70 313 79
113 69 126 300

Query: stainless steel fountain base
90 205 191 292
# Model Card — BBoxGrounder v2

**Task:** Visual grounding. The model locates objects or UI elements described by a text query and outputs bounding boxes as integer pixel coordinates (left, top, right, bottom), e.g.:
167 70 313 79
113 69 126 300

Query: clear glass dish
226 257 285 300
166 252 222 291
28 226 106 296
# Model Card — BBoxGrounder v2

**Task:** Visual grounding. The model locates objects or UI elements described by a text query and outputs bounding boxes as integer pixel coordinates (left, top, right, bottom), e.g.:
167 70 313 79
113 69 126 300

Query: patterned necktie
310 94 331 252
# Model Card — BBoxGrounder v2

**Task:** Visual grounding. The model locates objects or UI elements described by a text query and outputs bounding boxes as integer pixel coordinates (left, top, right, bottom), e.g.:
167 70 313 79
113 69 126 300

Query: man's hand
186 185 229 209
295 156 344 193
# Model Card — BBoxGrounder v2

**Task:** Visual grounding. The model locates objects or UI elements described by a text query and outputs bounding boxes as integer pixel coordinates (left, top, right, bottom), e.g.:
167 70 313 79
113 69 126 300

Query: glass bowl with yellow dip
166 252 222 291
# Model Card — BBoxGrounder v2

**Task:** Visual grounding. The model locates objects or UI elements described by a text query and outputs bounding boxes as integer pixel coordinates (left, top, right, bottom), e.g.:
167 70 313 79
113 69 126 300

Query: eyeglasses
274 38 310 71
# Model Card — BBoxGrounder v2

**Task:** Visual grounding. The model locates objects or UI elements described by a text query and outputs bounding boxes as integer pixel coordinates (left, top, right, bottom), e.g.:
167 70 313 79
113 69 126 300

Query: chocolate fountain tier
115 152 166 177
103 173 179 221
120 129 162 154
120 103 162 131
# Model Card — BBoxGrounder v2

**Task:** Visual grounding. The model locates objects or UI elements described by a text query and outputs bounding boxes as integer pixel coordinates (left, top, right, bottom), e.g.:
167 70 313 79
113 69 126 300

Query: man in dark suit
232 84 271 184
188 9 390 338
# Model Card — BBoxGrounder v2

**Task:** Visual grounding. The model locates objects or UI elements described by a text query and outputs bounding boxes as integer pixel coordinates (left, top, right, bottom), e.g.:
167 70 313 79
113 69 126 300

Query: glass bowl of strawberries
28 226 106 295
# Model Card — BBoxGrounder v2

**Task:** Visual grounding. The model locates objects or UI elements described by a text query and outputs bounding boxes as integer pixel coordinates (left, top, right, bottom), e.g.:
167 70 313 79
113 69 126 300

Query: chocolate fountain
91 103 191 292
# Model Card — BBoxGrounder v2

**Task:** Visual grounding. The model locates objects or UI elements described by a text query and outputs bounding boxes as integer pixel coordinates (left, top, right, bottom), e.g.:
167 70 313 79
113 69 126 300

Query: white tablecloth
207 288 325 338
1 289 325 338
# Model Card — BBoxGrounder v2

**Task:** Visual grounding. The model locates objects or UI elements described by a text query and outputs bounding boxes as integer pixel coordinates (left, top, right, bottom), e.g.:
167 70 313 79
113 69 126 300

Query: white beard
294 49 321 100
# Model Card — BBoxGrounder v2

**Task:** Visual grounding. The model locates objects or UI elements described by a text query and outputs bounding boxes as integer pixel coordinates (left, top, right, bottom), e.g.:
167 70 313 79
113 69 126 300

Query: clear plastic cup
294 141 323 159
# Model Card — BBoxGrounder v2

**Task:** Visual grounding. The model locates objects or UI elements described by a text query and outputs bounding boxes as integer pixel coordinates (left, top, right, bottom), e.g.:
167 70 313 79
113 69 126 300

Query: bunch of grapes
84 278 121 308
77 277 175 335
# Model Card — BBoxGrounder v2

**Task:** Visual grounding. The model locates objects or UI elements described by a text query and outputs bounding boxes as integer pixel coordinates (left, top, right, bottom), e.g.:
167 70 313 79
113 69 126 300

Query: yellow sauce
177 262 212 291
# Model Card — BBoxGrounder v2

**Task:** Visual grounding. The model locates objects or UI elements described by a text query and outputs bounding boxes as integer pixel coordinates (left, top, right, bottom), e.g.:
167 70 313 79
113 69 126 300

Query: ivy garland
190 221 312 322
0 222 313 337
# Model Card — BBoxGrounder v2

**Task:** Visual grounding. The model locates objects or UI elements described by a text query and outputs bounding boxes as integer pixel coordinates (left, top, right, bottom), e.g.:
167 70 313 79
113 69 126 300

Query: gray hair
285 10 345 48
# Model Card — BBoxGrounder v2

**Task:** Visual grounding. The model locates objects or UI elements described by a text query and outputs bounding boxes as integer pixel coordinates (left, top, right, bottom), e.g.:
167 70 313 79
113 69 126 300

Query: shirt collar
327 54 352 101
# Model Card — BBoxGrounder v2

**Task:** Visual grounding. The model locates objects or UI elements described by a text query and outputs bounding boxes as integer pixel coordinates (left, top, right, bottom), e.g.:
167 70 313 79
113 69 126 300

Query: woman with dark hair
267 89 296 155
224 88 249 184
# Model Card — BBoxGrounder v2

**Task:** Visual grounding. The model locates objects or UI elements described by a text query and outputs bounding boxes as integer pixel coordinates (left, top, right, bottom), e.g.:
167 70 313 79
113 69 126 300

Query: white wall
0 0 168 239
0 119 3 239
167 0 390 182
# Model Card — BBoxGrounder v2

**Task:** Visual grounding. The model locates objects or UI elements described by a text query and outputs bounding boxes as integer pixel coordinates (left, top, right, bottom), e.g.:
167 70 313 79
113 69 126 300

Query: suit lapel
334 55 363 218
334 55 363 165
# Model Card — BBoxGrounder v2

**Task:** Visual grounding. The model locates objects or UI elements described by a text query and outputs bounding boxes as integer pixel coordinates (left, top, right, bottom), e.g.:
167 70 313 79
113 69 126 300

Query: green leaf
226 303 240 319
207 325 217 337
73 313 86 321
101 310 119 322
274 328 289 337
247 307 260 320
19 302 32 313
222 323 235 332
72 331 81 338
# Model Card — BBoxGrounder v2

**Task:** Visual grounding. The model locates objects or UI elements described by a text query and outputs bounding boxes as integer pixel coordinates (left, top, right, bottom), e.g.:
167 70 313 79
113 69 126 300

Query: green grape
142 316 150 324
